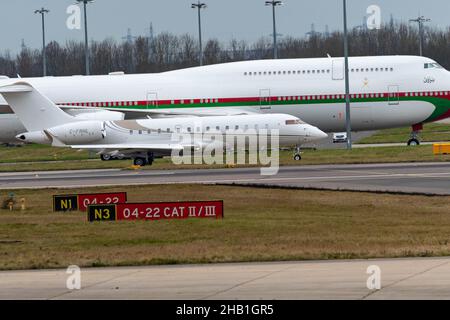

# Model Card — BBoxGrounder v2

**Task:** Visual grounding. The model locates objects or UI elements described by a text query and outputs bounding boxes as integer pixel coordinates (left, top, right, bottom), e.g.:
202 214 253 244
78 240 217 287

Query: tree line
1 21 449 77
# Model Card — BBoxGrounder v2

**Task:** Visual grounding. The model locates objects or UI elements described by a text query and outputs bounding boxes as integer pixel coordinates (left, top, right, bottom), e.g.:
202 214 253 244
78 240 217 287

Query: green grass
1 184 450 270
359 123 450 144
0 145 449 172
0 144 95 163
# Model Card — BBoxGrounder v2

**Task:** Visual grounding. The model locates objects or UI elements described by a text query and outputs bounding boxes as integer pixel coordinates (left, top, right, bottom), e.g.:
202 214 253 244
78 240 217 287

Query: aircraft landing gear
407 124 423 146
133 152 155 167
133 157 146 166
293 146 302 161
100 154 112 161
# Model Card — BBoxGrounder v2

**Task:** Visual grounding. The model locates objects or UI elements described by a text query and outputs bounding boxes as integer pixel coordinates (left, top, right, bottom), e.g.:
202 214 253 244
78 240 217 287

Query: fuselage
1 55 450 142
17 114 327 152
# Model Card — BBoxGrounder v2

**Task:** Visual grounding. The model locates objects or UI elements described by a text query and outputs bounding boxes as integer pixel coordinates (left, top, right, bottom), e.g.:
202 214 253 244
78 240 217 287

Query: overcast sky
2 0 449 53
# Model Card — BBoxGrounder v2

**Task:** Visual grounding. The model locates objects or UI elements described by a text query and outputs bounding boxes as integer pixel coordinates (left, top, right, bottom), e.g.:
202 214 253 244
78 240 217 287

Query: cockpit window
285 119 303 125
424 63 443 69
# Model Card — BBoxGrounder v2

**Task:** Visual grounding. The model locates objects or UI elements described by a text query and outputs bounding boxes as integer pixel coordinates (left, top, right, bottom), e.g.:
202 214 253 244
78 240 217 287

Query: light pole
34 8 49 77
409 16 431 56
191 1 207 66
265 1 282 59
76 0 94 75
343 0 352 150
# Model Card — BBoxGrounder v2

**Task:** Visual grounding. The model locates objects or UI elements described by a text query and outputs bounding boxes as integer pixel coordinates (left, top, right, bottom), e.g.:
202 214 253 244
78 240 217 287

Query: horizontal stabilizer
0 85 33 93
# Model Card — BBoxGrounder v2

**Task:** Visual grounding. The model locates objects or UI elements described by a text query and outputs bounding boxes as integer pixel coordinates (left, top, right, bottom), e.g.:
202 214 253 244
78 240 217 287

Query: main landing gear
407 124 423 146
100 154 112 161
293 146 302 161
133 152 154 166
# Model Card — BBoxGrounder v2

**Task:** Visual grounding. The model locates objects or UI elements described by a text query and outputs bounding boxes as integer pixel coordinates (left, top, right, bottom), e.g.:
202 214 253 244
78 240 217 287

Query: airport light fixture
76 0 94 75
409 16 431 56
265 1 283 59
342 0 352 150
191 1 207 66
34 8 50 77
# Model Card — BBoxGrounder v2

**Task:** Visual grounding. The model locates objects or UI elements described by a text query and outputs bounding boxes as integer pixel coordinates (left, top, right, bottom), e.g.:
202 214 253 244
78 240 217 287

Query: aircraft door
332 59 344 80
259 89 271 110
388 85 400 105
147 92 158 109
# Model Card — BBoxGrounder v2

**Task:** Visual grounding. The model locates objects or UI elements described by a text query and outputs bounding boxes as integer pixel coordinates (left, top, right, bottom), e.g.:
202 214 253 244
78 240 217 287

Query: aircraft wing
71 143 195 154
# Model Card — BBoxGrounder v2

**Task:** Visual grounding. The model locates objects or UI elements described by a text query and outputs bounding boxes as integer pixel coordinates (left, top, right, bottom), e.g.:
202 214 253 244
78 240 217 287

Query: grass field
359 123 450 144
1 184 450 270
0 144 449 172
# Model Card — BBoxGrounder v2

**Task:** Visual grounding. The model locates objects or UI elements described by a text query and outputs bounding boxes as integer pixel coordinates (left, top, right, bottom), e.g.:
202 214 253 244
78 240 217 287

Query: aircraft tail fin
0 81 75 132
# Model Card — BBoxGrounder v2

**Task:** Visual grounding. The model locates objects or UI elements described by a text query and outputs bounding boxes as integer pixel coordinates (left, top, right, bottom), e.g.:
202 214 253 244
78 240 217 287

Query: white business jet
0 82 327 166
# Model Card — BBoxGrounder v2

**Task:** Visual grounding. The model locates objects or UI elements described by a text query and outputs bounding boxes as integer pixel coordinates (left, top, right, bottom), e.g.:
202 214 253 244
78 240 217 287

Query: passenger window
130 130 133 135
216 126 220 131
138 130 142 135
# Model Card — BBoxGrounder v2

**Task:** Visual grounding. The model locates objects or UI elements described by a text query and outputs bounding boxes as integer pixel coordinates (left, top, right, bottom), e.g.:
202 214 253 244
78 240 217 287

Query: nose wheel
293 146 302 161
408 125 422 146
407 138 420 146
407 131 421 146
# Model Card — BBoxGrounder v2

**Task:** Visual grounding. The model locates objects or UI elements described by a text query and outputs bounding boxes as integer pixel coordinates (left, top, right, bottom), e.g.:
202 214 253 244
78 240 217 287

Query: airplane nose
308 126 328 140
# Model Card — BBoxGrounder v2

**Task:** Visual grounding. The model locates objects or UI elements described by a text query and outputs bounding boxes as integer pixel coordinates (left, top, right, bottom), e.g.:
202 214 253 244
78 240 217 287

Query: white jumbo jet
0 82 327 165
0 55 449 146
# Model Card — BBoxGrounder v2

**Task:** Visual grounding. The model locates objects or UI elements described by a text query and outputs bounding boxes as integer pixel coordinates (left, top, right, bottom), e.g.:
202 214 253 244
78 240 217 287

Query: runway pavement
2 257 450 299
0 162 450 195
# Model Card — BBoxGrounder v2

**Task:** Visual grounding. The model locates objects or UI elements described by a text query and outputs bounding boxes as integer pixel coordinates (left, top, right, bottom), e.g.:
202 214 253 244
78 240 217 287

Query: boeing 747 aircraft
0 55 449 146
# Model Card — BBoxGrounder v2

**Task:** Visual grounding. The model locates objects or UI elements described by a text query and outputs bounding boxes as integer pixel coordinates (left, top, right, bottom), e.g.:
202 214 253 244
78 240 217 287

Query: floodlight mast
265 1 283 59
409 16 431 56
76 0 94 75
191 1 207 66
343 0 352 150
34 8 50 77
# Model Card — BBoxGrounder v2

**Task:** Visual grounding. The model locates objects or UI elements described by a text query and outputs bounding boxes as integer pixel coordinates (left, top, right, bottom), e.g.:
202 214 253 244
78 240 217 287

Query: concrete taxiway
0 162 450 195
2 257 450 299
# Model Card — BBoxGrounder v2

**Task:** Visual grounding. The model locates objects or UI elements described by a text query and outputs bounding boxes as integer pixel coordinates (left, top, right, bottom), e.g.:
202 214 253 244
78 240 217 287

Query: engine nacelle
16 131 52 144
68 109 125 121
47 121 105 145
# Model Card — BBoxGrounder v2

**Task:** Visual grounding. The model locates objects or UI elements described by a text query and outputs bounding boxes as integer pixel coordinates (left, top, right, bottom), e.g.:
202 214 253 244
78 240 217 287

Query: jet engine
48 121 106 145
16 121 106 145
